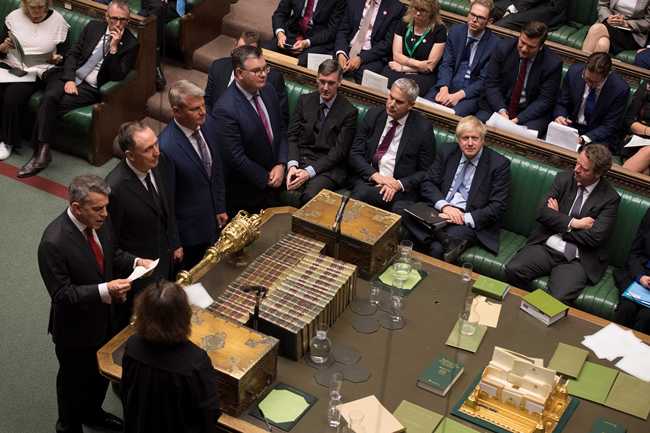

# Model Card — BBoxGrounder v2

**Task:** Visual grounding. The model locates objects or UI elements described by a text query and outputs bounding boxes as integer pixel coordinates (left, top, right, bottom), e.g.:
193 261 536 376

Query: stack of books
520 289 569 326
472 275 510 301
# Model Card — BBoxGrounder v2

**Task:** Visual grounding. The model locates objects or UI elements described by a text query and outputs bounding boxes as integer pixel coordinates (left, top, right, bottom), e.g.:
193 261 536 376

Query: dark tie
315 102 328 134
253 94 274 145
144 172 162 213
192 130 212 175
84 228 104 274
564 186 585 261
372 120 399 169
460 37 477 65
508 58 529 118
584 88 597 125
299 0 316 36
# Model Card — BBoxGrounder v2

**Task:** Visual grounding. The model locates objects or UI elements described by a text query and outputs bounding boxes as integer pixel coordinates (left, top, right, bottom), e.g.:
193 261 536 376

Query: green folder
604 372 650 420
379 266 424 291
472 275 509 300
249 383 317 431
393 400 443 433
445 319 487 353
548 342 589 378
522 289 569 317
567 361 618 404
434 417 480 433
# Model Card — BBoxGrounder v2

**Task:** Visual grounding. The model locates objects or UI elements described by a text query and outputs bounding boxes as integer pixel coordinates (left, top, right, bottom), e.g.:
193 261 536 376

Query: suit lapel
443 150 463 194
579 180 603 217
370 111 389 155
121 162 161 217
63 213 104 278
173 122 210 180
467 150 488 205
394 116 410 165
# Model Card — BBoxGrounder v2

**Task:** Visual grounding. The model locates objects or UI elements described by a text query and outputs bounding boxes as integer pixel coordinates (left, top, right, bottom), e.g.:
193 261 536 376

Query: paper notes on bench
624 134 650 149
362 70 389 95
415 97 455 114
486 113 538 140
545 122 580 152
306 53 332 71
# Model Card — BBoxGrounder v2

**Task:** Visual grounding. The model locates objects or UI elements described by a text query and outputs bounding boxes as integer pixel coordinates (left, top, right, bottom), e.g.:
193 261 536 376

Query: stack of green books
472 275 509 300
416 354 464 397
520 289 569 326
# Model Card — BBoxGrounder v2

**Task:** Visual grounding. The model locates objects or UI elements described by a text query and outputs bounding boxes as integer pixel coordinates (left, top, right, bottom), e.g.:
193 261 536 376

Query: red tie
507 58 529 118
253 94 274 145
372 120 399 169
85 228 104 274
299 0 316 36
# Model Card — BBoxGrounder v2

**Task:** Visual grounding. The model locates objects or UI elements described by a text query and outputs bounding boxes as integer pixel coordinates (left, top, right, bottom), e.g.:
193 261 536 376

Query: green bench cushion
440 0 470 16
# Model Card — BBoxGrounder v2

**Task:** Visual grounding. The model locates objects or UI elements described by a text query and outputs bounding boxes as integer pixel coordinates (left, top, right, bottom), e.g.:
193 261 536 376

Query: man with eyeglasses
553 52 629 153
210 45 288 216
426 0 498 116
492 1 568 31
17 0 139 178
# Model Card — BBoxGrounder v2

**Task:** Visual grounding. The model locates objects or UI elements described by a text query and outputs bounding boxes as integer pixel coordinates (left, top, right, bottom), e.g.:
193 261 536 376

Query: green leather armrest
99 71 137 97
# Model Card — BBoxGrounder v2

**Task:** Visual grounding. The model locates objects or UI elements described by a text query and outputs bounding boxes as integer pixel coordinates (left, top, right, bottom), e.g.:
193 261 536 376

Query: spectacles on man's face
107 15 129 23
241 65 271 77
469 12 488 23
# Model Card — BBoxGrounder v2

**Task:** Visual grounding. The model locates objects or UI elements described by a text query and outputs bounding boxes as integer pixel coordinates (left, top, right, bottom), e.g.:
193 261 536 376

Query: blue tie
584 88 597 124
446 160 469 201
176 0 186 16
75 36 107 85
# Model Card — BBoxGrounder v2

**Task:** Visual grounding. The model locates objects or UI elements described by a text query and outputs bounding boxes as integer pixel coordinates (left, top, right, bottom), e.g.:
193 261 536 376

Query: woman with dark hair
621 82 650 174
121 281 220 433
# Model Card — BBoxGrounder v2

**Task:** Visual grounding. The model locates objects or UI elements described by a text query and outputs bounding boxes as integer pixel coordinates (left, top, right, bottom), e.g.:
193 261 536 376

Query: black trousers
54 343 109 433
295 172 341 206
350 180 414 212
615 297 650 334
0 81 41 149
493 1 567 31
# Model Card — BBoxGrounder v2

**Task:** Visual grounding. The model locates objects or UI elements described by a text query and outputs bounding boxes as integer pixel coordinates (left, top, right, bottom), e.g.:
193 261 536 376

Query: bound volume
520 289 569 326
416 354 464 396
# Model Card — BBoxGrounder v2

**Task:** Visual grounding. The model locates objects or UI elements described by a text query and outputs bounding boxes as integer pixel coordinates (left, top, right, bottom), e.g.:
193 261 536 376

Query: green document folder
250 383 317 431
522 289 569 317
434 417 480 433
604 372 650 420
548 342 589 378
393 400 443 433
445 319 487 353
567 361 618 404
472 275 509 300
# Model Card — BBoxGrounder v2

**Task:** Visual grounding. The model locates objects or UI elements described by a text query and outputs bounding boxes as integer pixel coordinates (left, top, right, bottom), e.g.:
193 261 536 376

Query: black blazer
271 0 345 47
61 20 139 88
614 208 650 291
349 107 435 193
527 171 621 284
420 146 511 254
288 91 358 184
105 158 179 281
38 212 135 348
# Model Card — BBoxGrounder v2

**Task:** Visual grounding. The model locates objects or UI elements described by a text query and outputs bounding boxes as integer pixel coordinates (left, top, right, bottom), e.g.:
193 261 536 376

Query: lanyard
404 24 431 58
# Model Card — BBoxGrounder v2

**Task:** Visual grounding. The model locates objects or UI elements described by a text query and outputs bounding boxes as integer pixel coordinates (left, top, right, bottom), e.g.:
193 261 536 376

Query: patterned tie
507 58 529 118
192 130 212 175
299 0 316 36
584 88 597 125
176 0 186 16
75 36 109 85
446 160 470 201
84 227 104 274
564 186 585 261
349 0 378 59
372 120 398 169
253 94 274 145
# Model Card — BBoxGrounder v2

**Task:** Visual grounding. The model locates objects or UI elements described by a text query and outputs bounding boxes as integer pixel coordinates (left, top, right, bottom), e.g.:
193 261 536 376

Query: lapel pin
383 10 387 15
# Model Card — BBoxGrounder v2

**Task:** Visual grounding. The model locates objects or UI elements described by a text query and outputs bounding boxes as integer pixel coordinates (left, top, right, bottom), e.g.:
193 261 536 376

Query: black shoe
82 410 123 431
17 143 51 178
155 66 167 91
443 239 468 263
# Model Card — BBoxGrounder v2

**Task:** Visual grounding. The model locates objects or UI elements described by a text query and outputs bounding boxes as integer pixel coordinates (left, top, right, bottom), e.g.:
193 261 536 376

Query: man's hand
346 56 362 72
64 81 78 95
435 86 449 104
291 39 309 53
216 213 229 228
108 25 124 54
268 164 285 188
173 247 184 262
498 111 510 120
286 166 310 190
370 173 401 191
441 205 465 225
0 37 15 54
554 116 572 126
640 275 650 289
107 279 131 303
48 53 63 65
377 184 397 202
446 90 465 107
547 197 559 211
277 31 287 49
570 216 595 230
337 53 348 71
136 258 155 268
607 14 627 27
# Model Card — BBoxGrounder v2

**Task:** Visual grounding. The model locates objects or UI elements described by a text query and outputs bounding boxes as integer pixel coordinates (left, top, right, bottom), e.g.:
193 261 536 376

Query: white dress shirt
174 119 211 164
378 113 407 190
337 0 382 57
83 31 111 88
125 158 159 193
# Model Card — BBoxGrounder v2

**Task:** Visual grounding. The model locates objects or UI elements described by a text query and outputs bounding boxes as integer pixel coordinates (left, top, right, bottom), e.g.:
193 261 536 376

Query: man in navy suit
426 0 497 116
268 0 345 66
159 80 228 270
553 52 629 154
477 21 562 134
335 0 405 83
211 45 288 216
635 48 650 69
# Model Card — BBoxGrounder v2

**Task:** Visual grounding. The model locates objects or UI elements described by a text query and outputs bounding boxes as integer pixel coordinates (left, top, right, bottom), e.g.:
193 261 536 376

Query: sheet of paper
468 295 501 328
337 395 405 433
183 282 215 309
0 67 37 83
582 323 642 361
306 53 332 71
126 258 159 282
545 121 580 152
614 341 650 382
445 318 487 353
362 69 389 95
415 96 455 114
393 400 443 433
625 134 650 148
486 112 538 139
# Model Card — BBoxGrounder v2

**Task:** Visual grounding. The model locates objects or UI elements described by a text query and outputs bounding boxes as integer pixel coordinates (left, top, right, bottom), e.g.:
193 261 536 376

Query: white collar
67 207 88 233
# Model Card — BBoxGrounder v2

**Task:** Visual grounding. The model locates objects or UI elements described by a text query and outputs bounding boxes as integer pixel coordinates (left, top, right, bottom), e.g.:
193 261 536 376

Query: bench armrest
99 70 137 97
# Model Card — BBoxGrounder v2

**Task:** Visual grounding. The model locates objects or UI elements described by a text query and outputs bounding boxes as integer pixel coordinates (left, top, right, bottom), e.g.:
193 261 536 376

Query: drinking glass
459 294 478 336
329 372 343 400
369 282 381 307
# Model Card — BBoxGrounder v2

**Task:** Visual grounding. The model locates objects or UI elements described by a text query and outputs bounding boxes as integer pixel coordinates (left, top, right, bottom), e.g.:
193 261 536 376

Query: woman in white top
582 0 650 55
0 0 69 160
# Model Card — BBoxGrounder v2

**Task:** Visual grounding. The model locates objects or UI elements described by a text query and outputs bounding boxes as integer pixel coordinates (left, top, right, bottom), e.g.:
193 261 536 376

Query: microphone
241 285 267 296
241 286 267 331
332 192 351 233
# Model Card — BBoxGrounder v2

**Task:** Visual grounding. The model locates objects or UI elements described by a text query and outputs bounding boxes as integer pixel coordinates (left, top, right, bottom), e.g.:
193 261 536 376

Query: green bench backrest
53 6 94 47
0 0 21 21
567 0 598 26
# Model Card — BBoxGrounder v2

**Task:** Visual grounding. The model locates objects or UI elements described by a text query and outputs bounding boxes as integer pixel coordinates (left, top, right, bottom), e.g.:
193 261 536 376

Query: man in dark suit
477 21 562 134
553 52 629 153
211 45 288 217
106 121 181 329
335 0 405 82
18 0 139 178
204 31 288 125
159 80 228 270
493 1 568 31
38 174 152 433
505 144 621 302
268 0 345 66
399 116 511 262
286 59 358 205
349 78 434 210
426 0 498 116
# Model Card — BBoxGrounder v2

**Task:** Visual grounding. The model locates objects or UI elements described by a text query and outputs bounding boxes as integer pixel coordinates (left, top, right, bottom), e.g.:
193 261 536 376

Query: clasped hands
439 205 465 225
435 86 465 107
607 14 628 28
547 197 594 230
277 32 309 53
337 53 362 73
286 166 309 190
370 173 401 202
498 110 519 124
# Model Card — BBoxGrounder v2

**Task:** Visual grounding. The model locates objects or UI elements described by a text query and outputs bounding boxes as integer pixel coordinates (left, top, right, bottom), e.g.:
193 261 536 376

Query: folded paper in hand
127 258 159 282
624 134 650 149
486 112 538 139
545 121 579 152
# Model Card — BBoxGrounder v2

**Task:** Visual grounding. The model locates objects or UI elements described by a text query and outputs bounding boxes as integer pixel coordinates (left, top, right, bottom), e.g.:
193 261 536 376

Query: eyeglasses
412 7 430 14
241 65 271 76
107 16 129 23
469 12 488 23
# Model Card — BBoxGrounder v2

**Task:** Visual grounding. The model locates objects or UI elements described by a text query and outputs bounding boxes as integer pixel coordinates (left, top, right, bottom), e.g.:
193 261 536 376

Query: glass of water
459 294 478 336
369 281 382 307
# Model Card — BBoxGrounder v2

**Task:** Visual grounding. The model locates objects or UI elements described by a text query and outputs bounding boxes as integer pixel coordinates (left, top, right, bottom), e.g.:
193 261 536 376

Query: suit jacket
38 212 135 348
272 0 345 47
527 171 621 284
335 0 405 63
61 20 139 88
614 207 650 291
105 158 179 281
159 121 226 247
211 83 288 212
288 91 358 184
599 0 650 47
435 23 498 99
349 107 434 193
553 63 629 150
481 38 562 124
204 57 289 126
420 146 511 254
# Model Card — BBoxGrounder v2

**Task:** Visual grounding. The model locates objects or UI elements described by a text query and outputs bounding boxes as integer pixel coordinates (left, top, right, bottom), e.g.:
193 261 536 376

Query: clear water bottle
309 326 331 364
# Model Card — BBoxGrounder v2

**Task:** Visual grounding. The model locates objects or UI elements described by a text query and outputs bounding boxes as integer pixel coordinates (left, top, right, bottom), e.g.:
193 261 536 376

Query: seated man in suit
492 1 568 31
477 21 562 134
399 116 511 262
349 78 434 211
204 31 288 124
159 80 228 270
268 0 345 66
18 0 139 178
553 52 629 153
505 144 621 302
287 59 358 205
426 0 498 116
335 0 405 83
211 45 288 217
635 47 650 69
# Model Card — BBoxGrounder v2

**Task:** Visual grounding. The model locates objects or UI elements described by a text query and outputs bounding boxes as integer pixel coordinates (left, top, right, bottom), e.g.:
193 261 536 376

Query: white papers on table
625 134 650 148
0 67 36 83
416 96 455 114
468 295 502 328
615 342 650 382
127 258 159 282
183 282 215 309
306 53 332 71
361 69 389 95
545 121 580 152
486 112 539 139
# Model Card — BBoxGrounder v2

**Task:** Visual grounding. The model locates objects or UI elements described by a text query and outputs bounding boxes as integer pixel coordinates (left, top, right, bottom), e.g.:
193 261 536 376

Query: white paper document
615 343 650 382
183 282 215 309
306 53 332 71
486 112 539 139
582 323 642 361
625 134 650 148
545 121 580 152
361 69 389 95
468 295 502 328
415 96 455 114
127 258 159 282
0 67 37 83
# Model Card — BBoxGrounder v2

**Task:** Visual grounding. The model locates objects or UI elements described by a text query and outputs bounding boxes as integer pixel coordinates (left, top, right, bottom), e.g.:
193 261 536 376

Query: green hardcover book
393 400 443 433
416 355 464 396
472 275 510 300
520 289 569 326
590 418 626 433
